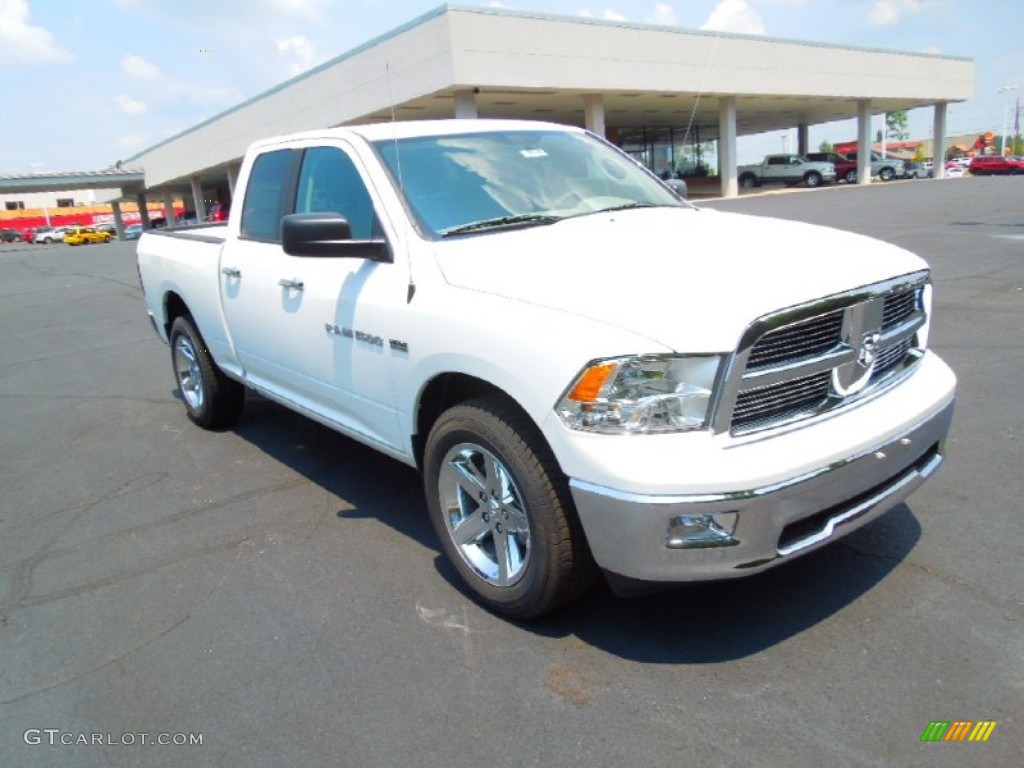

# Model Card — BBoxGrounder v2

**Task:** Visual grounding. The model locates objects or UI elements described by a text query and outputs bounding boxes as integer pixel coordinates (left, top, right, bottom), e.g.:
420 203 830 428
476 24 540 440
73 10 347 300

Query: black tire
423 396 596 620
844 169 857 183
879 167 894 181
168 315 244 429
804 171 822 188
739 173 758 189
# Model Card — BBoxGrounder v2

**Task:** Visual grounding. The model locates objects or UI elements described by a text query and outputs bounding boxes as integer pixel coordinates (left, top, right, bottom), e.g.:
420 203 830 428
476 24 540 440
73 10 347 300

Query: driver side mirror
281 212 391 262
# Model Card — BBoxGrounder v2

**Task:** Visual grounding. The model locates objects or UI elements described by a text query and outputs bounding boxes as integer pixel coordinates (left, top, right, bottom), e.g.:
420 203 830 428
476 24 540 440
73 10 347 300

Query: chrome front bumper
569 398 954 583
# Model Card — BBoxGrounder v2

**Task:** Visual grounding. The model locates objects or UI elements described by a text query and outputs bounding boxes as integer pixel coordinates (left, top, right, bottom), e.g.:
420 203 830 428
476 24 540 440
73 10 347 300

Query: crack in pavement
837 541 1024 617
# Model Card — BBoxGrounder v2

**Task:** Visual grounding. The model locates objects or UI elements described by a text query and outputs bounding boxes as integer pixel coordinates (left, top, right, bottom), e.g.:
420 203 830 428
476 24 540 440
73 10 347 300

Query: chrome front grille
746 310 844 370
717 273 929 436
731 371 832 433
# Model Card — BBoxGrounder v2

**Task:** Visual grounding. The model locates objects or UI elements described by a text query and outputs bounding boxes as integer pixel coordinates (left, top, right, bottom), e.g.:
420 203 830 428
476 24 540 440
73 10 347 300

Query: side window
240 149 293 242
295 147 376 240
767 156 784 166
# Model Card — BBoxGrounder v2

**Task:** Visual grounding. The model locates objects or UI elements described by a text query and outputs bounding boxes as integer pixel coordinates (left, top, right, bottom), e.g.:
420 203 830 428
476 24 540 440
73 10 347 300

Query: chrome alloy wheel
173 335 205 411
438 442 531 587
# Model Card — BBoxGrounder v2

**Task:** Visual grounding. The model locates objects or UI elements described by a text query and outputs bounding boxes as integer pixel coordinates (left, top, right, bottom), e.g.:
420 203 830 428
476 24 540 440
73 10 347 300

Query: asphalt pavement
1 177 1021 767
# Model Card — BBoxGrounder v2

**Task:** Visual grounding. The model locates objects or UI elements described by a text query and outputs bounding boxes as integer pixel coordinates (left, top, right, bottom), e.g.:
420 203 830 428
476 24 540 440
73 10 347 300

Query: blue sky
1 0 1021 172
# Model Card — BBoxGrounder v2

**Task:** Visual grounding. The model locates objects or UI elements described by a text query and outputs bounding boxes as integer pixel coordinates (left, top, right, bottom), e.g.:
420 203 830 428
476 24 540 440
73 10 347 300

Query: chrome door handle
221 267 241 278
278 278 304 291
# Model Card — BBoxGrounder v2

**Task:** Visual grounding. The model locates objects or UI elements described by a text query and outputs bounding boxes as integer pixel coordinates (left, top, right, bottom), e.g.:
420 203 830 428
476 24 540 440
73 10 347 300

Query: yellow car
64 226 111 246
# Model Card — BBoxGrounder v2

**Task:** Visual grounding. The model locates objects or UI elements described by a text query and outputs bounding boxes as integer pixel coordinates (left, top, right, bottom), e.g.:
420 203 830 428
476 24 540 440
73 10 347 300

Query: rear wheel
844 169 857 183
739 173 758 189
423 396 595 619
169 315 244 429
879 167 895 181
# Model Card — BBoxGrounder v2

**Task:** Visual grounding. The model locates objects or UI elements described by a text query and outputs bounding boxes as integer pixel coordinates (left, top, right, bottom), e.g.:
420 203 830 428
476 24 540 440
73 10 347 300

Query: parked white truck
137 120 956 619
737 154 836 189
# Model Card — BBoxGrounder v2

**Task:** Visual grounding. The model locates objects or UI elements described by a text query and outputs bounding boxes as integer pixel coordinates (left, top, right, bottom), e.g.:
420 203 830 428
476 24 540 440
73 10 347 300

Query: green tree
818 140 834 153
886 110 910 141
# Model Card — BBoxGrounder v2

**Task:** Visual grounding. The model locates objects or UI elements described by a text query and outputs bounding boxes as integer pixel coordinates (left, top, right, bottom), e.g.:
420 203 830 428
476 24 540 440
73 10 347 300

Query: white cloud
0 0 73 64
700 0 766 35
487 0 506 6
579 8 628 21
121 53 161 79
277 34 319 76
869 0 921 27
113 93 148 116
648 2 677 25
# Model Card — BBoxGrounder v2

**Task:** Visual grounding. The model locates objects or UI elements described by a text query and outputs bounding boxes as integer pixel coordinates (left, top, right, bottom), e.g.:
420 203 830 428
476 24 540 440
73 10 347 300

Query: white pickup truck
737 154 836 188
137 119 956 619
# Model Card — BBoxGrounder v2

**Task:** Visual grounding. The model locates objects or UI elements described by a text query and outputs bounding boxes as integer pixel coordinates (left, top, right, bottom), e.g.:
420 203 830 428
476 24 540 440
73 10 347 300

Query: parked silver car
33 227 67 244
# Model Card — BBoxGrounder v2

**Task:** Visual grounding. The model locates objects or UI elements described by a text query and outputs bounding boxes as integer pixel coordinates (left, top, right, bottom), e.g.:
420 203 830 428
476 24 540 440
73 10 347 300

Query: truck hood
434 207 927 353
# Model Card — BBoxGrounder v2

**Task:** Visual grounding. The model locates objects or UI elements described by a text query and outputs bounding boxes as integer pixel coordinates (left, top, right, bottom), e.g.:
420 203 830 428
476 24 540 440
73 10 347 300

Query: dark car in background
1 228 23 243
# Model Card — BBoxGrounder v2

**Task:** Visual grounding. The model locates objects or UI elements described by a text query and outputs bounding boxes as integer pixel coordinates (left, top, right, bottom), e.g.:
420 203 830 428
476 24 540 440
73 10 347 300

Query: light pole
998 85 1019 156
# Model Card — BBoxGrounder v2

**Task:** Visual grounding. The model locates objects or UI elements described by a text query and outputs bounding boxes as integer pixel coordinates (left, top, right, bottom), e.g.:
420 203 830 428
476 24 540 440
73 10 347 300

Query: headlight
556 355 722 434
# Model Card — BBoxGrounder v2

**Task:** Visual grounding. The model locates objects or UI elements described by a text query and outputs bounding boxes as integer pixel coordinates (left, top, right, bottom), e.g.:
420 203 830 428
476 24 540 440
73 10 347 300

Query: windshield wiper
440 213 562 237
595 202 661 213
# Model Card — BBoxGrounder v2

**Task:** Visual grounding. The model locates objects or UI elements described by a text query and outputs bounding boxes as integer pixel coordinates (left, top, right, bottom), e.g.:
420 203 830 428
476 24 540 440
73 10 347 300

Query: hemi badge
389 340 409 353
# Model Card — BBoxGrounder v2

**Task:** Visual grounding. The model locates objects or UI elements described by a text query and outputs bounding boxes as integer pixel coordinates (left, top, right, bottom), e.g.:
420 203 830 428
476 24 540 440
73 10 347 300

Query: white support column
453 89 478 119
718 96 738 198
226 164 240 197
111 200 125 240
797 124 809 157
857 100 873 185
164 195 176 226
933 102 948 179
583 94 606 138
136 193 151 228
190 176 207 222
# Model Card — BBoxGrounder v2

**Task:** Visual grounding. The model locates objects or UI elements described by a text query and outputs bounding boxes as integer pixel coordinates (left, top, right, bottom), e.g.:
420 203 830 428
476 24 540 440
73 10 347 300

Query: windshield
373 129 684 238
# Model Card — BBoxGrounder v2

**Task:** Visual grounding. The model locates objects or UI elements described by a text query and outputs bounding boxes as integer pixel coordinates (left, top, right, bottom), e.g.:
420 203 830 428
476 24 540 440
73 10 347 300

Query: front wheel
169 315 244 428
804 171 822 188
423 396 595 620
879 167 895 181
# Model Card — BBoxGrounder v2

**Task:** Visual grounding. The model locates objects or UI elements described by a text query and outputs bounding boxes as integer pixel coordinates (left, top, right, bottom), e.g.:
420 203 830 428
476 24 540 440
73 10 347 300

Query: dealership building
1 4 974 230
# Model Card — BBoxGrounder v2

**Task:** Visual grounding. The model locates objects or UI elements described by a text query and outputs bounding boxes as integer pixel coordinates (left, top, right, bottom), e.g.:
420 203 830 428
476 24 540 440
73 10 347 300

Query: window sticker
520 149 548 158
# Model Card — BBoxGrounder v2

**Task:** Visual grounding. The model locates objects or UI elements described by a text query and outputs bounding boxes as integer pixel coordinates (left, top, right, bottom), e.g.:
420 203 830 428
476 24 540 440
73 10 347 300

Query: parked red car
969 155 1024 175
206 202 230 222
806 152 859 183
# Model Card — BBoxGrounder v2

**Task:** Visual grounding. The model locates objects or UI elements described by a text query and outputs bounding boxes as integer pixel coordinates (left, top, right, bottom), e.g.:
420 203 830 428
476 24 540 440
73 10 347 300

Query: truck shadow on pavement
534 504 921 663
229 392 921 664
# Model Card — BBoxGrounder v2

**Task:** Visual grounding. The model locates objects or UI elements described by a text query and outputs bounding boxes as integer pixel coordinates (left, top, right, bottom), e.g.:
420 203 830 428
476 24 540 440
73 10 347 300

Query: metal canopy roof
0 169 145 196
